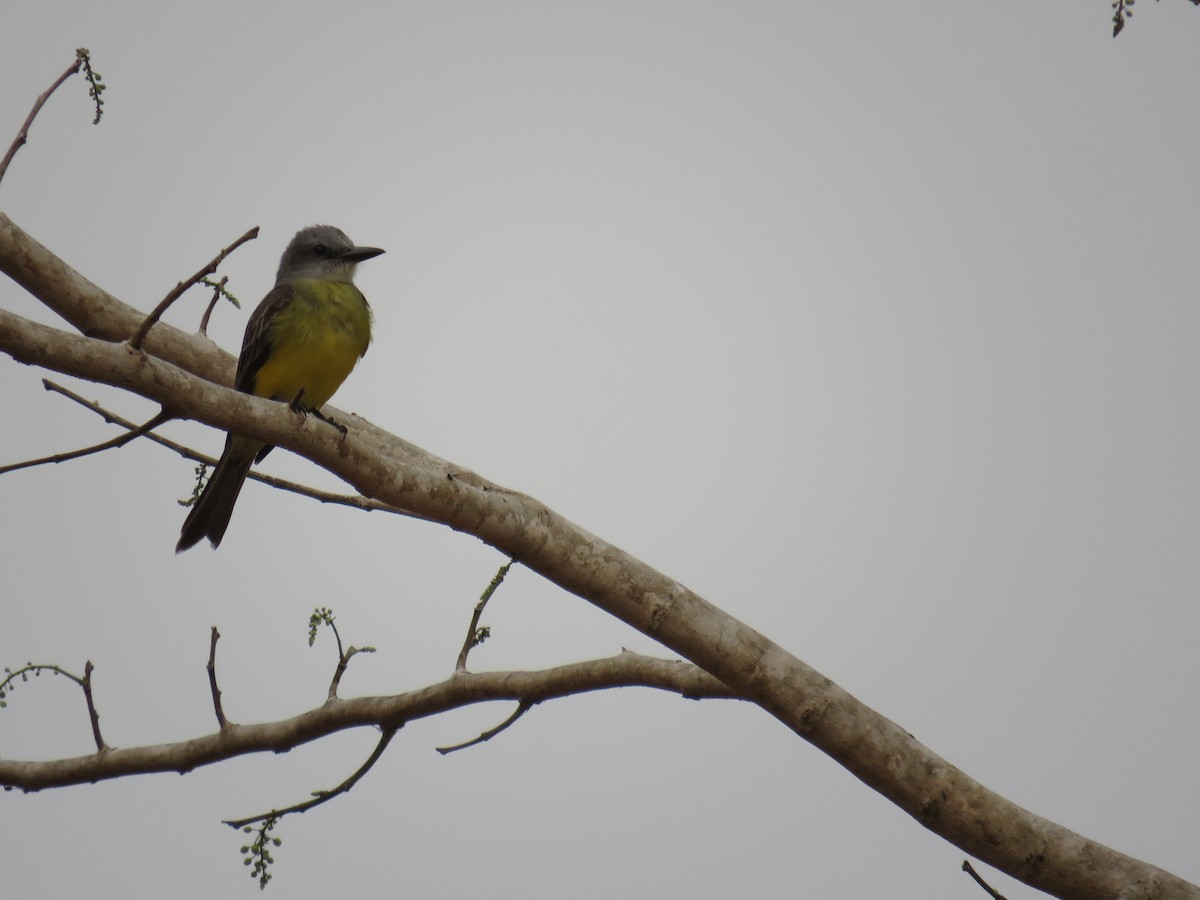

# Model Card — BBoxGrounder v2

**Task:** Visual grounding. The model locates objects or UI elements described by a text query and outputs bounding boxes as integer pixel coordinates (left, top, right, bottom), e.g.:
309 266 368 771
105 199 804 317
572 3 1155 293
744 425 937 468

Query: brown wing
234 283 296 394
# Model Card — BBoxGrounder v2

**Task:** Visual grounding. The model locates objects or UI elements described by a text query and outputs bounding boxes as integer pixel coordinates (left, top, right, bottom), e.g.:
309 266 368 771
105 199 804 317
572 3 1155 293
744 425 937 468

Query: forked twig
455 560 514 671
128 226 259 350
308 608 375 701
198 276 233 336
19 379 422 519
0 659 105 752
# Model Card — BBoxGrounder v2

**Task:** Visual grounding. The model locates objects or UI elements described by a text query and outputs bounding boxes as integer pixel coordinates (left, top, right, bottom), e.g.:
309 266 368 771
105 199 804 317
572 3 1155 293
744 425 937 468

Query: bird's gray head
275 224 385 284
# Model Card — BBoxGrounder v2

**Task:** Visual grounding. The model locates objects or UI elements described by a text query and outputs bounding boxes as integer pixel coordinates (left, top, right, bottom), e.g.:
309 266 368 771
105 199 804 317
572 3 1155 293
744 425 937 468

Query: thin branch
456 560 514 671
963 861 1008 900
127 226 259 350
223 728 398 830
0 409 171 475
0 662 86 694
309 608 375 700
328 646 375 702
197 276 239 335
436 701 531 754
0 53 81 187
207 627 228 729
29 379 429 519
0 660 106 752
308 608 346 660
81 661 107 752
0 652 737 791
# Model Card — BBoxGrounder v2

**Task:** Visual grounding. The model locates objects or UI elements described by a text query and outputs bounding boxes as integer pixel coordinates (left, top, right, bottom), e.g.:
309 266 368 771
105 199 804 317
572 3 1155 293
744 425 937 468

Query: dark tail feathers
176 441 257 552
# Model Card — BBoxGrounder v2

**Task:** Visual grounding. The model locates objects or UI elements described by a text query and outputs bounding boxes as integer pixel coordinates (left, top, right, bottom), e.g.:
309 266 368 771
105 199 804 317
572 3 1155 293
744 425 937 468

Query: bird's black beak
343 245 385 262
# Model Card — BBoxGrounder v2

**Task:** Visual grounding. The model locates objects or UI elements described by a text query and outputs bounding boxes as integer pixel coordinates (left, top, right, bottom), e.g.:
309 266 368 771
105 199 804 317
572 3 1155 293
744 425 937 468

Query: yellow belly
251 280 372 408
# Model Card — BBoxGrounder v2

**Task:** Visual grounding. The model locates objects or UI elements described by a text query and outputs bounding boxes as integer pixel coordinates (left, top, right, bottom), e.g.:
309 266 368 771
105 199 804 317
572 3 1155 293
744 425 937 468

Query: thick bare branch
0 653 737 792
1 220 1197 899
0 213 235 383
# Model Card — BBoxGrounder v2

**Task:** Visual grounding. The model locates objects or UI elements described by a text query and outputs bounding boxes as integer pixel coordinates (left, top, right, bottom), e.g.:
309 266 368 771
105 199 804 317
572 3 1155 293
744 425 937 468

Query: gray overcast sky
2 2 1198 897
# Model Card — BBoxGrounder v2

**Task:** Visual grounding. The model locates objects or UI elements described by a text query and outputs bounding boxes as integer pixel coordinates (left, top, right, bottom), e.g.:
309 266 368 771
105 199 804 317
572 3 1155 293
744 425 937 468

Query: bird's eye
312 244 327 256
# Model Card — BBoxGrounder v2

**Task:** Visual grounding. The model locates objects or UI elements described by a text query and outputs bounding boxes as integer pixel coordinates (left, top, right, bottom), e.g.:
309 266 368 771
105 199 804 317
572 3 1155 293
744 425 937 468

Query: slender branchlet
0 48 103 187
18 379 410 517
207 627 229 729
436 701 532 755
0 409 172 476
308 608 375 701
0 660 106 751
198 275 240 336
81 661 106 752
227 728 398 887
128 226 259 350
455 560 514 672
963 861 1008 900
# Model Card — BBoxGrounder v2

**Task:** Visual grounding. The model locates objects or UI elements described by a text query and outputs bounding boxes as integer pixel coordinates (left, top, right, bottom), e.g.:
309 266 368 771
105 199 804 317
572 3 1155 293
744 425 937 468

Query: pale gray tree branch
1 214 1196 899
0 653 738 791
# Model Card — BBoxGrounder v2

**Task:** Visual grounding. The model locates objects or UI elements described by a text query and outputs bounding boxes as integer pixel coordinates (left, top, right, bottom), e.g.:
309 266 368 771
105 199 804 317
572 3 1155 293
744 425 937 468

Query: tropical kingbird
176 224 384 552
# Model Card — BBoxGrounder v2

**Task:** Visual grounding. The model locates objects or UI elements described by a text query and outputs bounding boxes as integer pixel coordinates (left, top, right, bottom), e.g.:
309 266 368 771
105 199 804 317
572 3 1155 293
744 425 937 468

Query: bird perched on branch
177 224 384 552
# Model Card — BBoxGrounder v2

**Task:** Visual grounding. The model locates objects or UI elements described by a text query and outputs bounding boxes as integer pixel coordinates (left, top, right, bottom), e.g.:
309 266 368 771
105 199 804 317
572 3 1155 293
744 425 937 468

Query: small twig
309 608 375 700
33 379 427 519
207 627 228 729
309 607 344 659
962 861 1007 900
328 646 374 702
81 661 107 752
455 560 514 672
0 662 86 706
1 661 107 752
0 51 84 187
436 701 531 754
0 409 171 475
198 276 231 336
127 226 259 350
222 727 398 830
0 660 106 751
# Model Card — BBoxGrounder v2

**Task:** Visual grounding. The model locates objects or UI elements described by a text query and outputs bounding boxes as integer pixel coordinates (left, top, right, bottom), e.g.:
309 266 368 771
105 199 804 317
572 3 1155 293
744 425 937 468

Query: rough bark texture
1 213 1196 900
0 655 736 791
